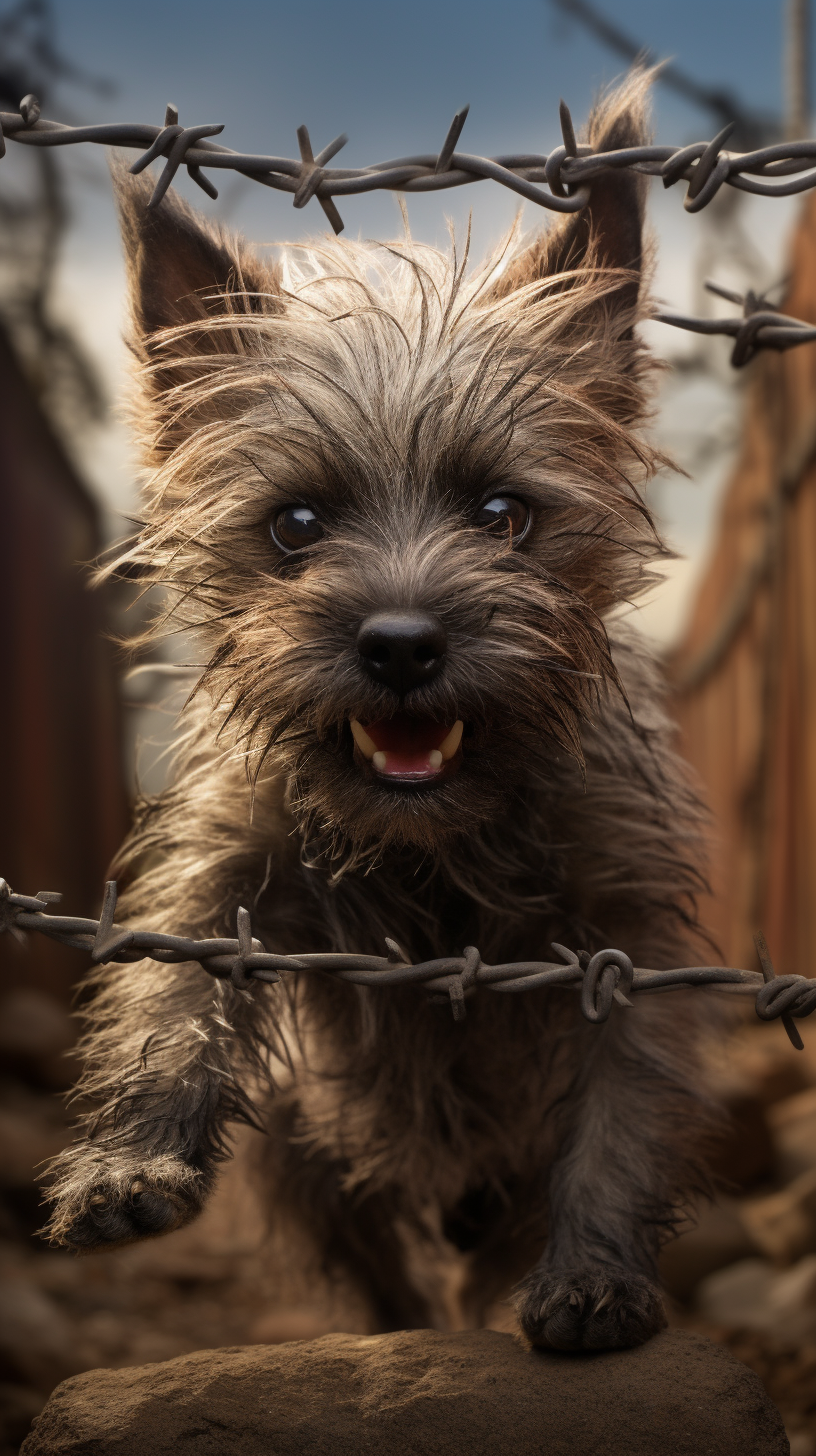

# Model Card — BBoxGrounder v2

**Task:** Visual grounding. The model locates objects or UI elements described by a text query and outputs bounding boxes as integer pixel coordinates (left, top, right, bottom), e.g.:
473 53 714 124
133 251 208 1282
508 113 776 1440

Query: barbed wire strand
2 877 814 1046
4 94 816 363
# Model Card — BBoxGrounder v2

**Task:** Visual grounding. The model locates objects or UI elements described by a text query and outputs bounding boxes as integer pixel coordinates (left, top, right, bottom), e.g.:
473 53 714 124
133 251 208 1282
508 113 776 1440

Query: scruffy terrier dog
45 72 713 1351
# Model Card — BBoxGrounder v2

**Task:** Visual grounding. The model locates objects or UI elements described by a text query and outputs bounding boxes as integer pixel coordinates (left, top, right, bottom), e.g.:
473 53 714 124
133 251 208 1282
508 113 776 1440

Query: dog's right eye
270 506 324 552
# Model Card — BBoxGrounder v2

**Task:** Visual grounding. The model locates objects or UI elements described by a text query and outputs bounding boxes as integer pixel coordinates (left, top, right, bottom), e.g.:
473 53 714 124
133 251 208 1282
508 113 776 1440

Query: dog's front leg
43 959 258 1251
516 1010 704 1350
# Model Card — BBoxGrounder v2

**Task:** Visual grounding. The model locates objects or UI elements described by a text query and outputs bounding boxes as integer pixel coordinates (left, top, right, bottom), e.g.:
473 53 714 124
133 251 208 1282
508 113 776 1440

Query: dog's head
114 72 664 863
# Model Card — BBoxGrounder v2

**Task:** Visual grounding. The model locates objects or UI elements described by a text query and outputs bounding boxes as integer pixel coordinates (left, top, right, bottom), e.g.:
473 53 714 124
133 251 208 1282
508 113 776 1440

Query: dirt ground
1 981 815 1455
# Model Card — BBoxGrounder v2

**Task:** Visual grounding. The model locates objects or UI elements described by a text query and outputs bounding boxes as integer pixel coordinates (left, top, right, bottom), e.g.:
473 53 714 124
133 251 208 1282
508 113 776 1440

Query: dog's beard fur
111 69 667 878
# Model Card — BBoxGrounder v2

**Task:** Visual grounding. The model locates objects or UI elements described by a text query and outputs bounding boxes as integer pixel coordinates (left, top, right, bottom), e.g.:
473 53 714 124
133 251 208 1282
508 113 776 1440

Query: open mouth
350 713 464 785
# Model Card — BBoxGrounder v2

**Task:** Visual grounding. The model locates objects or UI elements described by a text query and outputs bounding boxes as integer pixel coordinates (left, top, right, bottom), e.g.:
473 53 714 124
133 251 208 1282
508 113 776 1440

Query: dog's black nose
357 612 447 696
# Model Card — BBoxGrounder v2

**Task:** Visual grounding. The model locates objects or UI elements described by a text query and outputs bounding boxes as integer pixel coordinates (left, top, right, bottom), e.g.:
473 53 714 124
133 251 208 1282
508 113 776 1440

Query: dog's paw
516 1267 666 1351
43 1150 204 1251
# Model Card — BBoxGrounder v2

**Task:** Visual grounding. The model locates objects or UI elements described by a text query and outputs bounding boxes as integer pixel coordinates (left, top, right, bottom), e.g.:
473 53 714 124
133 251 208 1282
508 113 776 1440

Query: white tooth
350 719 377 760
428 750 443 770
439 720 464 761
372 751 387 771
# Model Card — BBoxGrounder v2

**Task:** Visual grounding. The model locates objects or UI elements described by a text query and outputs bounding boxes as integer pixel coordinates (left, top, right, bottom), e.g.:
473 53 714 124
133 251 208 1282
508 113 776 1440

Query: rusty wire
2 877 814 1047
4 94 816 360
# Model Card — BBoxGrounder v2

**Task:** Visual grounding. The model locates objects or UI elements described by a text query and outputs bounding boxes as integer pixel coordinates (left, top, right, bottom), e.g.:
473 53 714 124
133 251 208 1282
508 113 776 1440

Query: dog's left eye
270 505 324 552
475 495 530 544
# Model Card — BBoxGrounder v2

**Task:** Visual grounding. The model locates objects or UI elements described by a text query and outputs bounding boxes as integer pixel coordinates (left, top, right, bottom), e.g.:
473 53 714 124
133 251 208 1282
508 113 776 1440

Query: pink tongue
378 748 437 777
364 716 449 778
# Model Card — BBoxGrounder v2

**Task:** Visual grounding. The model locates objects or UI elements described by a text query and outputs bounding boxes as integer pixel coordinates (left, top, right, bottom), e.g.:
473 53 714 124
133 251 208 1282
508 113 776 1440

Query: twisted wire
4 93 816 361
2 877 812 1047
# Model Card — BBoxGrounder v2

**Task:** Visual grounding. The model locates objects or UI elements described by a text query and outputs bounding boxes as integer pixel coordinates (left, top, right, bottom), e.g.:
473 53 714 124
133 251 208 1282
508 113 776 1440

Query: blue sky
44 0 800 246
10 0 809 645
57 0 792 144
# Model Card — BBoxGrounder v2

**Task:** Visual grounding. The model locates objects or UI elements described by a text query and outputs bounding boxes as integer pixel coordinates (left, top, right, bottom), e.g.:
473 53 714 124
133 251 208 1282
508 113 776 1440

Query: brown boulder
660 1197 760 1300
21 1327 788 1456
769 1089 816 1182
743 1168 816 1265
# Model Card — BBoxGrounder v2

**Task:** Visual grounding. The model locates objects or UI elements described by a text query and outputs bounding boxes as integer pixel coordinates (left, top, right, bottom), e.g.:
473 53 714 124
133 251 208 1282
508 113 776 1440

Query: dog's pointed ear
112 159 281 443
113 158 281 344
491 70 652 322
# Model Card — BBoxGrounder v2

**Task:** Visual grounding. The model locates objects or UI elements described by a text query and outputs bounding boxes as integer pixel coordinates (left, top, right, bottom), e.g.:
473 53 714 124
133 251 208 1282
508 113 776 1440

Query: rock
768 1089 816 1181
721 1025 814 1107
743 1167 816 1265
20 1328 788 1456
695 1258 779 1329
703 1034 786 1188
709 1091 776 1189
660 1198 759 1301
696 1254 816 1343
713 1326 816 1454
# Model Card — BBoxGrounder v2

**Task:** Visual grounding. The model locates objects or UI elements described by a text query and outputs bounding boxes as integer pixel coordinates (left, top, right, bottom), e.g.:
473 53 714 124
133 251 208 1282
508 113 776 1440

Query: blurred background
1 0 816 1450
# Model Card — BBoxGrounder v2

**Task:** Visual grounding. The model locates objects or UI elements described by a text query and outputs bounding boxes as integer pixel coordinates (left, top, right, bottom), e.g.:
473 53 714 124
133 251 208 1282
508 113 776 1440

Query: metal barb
91 880 135 965
434 105 469 174
2 876 814 1043
684 122 735 210
754 930 804 1050
294 124 347 233
754 929 777 983
229 905 254 991
18 94 40 127
151 122 225 210
654 286 816 367
559 100 578 156
2 92 816 359
704 279 745 307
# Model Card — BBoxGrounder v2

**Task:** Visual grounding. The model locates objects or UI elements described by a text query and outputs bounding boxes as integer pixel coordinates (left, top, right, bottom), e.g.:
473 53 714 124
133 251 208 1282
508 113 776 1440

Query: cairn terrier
45 71 713 1351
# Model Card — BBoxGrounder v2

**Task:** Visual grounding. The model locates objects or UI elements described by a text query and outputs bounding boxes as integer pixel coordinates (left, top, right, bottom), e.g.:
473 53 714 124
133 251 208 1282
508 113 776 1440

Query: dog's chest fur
197 630 697 1216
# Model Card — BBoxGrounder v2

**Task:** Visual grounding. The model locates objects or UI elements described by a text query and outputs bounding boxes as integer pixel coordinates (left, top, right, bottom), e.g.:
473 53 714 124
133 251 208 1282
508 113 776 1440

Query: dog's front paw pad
81 1177 183 1244
517 1269 666 1351
45 1154 202 1250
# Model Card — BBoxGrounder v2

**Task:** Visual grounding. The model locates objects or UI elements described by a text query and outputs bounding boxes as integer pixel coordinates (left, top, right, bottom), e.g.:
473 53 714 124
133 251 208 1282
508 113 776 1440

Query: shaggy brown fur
44 71 716 1350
